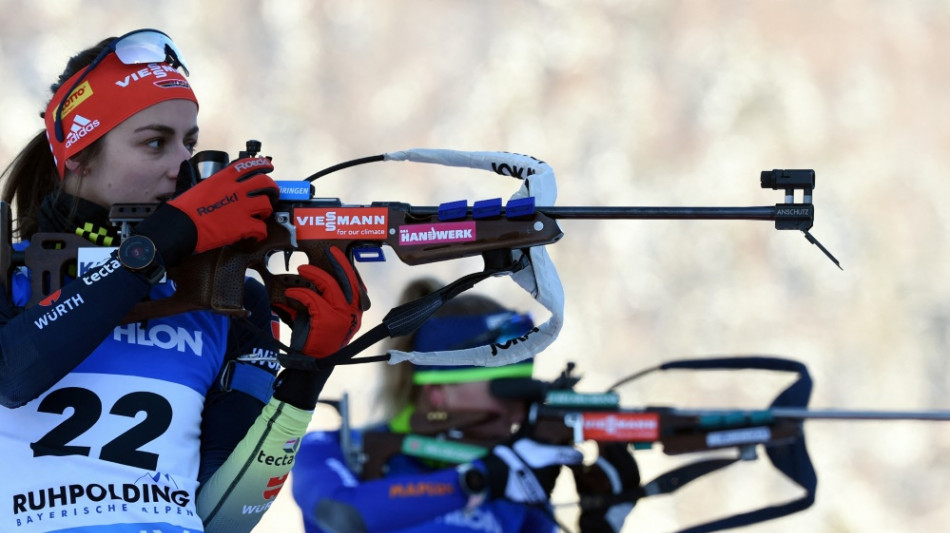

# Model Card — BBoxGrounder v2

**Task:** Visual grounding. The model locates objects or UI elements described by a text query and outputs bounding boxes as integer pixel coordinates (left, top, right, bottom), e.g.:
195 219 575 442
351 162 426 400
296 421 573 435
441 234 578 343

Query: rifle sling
588 356 817 532
319 254 529 367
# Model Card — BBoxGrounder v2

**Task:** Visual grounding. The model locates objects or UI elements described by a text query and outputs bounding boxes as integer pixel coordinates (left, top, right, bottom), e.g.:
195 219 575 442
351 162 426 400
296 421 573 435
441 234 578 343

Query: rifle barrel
537 206 779 220
670 407 950 422
404 205 781 221
770 408 950 421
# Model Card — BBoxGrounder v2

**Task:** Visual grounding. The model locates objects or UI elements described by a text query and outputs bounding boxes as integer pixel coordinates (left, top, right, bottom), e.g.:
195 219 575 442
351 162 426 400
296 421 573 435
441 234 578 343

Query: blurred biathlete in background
292 278 639 533
0 29 362 533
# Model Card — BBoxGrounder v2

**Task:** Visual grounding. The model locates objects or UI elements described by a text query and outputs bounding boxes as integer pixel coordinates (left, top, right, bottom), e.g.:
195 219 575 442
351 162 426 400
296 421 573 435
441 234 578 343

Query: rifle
1 144 837 367
340 356 950 533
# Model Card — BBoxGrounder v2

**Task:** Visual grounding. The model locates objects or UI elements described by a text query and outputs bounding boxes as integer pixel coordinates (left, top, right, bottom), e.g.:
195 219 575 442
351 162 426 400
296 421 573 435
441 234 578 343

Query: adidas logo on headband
65 114 101 149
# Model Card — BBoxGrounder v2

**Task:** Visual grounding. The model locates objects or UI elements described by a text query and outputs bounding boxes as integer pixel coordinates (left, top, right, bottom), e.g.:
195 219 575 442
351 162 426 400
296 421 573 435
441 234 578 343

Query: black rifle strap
576 456 736 512
640 356 817 533
627 446 816 533
642 457 739 498
674 442 815 533
318 253 531 367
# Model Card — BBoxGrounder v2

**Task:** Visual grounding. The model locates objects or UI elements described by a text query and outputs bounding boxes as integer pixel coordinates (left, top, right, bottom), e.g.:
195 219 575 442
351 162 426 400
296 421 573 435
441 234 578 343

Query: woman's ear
61 157 87 194
422 384 446 409
64 157 82 174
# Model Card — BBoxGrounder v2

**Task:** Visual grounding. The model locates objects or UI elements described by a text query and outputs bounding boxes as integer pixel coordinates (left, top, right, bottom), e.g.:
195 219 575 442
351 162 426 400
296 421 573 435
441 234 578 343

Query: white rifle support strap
383 149 565 367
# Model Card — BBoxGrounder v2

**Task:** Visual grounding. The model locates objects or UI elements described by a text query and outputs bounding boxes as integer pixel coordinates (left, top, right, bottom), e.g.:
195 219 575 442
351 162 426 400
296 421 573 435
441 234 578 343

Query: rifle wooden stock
355 408 804 482
533 407 805 455
126 203 563 323
657 414 803 455
358 409 497 480
1 200 564 323
359 432 408 480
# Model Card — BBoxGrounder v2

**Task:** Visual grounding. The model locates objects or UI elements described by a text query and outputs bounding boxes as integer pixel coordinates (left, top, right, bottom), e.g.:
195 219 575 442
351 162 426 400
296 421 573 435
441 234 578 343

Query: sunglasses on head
53 28 190 142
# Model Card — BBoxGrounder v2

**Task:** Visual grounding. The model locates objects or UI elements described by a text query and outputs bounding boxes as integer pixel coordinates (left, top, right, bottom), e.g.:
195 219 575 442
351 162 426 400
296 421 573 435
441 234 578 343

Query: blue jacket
292 429 557 533
0 241 278 532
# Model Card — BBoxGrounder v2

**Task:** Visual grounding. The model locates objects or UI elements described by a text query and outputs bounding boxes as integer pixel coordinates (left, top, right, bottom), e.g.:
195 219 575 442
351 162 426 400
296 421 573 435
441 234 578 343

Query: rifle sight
760 169 816 191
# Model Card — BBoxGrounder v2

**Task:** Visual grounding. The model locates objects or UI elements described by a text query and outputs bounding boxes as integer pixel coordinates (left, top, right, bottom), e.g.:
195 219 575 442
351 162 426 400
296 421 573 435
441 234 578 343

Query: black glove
572 443 640 533
479 437 582 504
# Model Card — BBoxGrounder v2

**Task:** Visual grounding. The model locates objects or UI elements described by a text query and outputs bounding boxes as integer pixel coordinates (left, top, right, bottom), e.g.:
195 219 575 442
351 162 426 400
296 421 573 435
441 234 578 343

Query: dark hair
374 278 509 420
0 37 113 239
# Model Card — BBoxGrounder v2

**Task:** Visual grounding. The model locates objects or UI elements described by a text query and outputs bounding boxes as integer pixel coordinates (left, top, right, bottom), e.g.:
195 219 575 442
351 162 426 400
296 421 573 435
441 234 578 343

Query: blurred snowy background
3 1 950 531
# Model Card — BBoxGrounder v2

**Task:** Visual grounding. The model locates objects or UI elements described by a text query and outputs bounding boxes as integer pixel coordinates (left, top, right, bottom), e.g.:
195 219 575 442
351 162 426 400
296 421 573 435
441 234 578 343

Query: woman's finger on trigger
271 302 297 324
296 264 347 306
295 263 336 292
284 287 326 316
327 246 360 305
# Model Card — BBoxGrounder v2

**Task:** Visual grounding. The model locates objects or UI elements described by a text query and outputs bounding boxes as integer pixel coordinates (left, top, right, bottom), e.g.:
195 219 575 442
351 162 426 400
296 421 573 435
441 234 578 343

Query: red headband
44 53 199 178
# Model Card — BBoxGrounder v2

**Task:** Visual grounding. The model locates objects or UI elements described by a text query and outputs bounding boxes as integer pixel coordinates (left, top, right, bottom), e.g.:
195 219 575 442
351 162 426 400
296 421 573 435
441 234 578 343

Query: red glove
132 157 279 269
276 247 363 363
167 156 278 254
